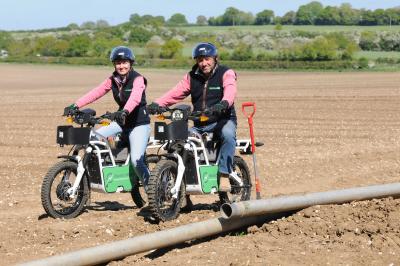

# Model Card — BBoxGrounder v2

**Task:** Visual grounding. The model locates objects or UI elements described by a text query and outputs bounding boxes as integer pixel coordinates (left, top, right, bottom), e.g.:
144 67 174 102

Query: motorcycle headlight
171 109 184 121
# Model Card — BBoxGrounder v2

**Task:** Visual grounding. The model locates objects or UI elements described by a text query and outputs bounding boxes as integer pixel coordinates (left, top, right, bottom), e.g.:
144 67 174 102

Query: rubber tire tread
41 161 89 219
147 159 185 222
219 156 252 204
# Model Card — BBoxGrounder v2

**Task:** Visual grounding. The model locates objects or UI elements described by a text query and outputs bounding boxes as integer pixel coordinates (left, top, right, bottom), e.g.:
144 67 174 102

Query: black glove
63 103 78 116
210 100 229 116
113 109 129 126
147 102 161 115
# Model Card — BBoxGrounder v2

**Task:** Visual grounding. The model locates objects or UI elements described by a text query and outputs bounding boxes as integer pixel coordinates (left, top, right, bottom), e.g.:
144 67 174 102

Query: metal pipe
21 182 400 266
19 215 269 266
221 182 400 219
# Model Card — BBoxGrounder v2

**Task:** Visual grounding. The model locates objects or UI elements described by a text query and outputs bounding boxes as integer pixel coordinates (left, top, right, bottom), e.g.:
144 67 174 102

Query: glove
210 100 229 116
147 102 161 115
63 103 78 116
113 109 129 126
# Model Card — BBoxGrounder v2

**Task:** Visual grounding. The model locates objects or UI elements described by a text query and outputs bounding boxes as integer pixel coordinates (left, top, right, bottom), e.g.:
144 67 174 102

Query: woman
64 46 151 189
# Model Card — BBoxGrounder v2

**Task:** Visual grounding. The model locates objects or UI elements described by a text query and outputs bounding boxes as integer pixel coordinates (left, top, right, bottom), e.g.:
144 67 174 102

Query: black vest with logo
189 64 237 126
110 70 150 128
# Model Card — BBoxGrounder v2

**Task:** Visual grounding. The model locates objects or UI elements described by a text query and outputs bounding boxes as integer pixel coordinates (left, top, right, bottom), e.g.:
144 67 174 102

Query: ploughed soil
0 63 400 265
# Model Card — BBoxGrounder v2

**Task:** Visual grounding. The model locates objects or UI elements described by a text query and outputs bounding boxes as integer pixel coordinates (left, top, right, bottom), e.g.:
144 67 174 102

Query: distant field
355 51 400 60
177 25 400 33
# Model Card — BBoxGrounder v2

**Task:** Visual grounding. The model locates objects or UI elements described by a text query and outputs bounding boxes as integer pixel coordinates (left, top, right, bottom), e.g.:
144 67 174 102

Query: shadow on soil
136 199 222 224
142 210 297 260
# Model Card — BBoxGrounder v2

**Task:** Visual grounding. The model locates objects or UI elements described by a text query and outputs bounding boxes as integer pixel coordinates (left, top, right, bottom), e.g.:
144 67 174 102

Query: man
147 42 237 192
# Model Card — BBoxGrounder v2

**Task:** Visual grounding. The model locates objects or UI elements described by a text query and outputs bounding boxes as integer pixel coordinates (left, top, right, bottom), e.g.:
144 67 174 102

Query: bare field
1 64 400 265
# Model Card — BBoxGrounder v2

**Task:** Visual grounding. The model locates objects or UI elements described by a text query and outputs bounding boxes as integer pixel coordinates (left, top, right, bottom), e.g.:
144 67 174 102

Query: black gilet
189 64 237 125
110 70 150 128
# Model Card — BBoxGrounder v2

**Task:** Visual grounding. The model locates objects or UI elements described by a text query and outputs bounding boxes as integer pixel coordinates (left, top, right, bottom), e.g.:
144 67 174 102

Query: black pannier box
154 121 188 141
57 126 91 145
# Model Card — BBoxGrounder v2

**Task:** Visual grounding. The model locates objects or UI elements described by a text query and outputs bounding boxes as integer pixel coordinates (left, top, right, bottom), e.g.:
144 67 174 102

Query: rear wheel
41 161 89 219
219 156 251 204
147 159 185 222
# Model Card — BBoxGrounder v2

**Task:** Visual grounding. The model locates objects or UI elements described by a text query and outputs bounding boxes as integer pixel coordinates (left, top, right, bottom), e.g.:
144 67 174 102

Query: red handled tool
242 102 261 199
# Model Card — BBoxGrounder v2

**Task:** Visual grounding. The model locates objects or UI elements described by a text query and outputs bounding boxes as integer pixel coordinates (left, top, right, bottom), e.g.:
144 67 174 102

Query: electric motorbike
147 104 262 222
41 109 152 219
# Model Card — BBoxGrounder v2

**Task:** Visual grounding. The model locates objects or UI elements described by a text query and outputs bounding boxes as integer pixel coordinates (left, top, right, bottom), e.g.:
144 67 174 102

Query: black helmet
110 46 135 62
192 42 218 59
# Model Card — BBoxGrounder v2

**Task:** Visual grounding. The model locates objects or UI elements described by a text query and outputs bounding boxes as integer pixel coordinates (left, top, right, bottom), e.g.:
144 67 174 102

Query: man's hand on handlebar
209 100 228 116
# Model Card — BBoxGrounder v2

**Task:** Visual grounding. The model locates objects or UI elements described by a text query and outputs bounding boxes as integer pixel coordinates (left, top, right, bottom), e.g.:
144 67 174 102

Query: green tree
52 39 69 57
67 35 91 57
338 3 359 25
66 23 79 30
129 13 142 24
129 14 165 26
315 6 341 25
255 9 274 25
96 19 110 28
80 21 96 29
220 7 255 25
222 7 241 25
280 11 296 25
145 38 163 58
7 38 33 56
128 27 153 43
90 37 119 57
0 31 12 49
295 1 324 25
35 36 59 56
359 31 379 50
160 39 183 59
231 43 254 60
359 9 377 26
373 9 387 25
167 13 188 26
196 15 208 26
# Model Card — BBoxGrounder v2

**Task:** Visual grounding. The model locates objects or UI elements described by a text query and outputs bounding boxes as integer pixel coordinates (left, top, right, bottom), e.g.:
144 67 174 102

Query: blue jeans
190 119 237 174
94 122 151 187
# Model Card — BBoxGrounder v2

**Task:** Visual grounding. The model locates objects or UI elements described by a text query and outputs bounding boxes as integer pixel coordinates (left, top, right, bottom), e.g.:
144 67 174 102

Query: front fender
57 155 79 162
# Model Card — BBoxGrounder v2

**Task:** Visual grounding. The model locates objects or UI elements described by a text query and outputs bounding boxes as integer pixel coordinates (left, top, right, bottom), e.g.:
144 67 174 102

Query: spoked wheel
41 161 89 219
147 159 185 222
219 156 252 204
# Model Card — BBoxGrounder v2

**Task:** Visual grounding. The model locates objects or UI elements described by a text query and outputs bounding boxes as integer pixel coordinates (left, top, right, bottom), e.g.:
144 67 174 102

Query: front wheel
219 156 252 204
41 161 89 219
147 159 185 222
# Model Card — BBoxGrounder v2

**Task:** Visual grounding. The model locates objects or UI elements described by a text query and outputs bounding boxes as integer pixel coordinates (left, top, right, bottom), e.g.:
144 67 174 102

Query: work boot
181 195 193 212
218 173 231 192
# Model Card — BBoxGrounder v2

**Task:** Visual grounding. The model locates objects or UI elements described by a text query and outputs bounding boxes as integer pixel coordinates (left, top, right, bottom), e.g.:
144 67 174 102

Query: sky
1 0 399 31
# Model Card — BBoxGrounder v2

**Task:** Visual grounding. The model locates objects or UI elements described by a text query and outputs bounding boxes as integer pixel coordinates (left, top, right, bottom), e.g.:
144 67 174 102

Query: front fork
170 152 185 199
66 146 92 198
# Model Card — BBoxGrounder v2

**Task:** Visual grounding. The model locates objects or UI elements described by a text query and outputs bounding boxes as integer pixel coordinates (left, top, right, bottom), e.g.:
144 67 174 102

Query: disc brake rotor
56 182 72 201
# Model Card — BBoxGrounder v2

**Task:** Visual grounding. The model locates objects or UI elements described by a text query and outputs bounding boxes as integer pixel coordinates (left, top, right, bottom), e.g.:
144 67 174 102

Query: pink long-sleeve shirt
75 75 146 113
155 69 237 107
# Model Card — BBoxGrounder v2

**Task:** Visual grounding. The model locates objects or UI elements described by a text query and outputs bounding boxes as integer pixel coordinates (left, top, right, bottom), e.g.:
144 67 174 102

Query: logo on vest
208 86 220 90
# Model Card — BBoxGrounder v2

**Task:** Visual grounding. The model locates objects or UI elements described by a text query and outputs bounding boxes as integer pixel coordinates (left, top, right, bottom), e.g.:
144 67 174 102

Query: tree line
40 1 400 30
124 2 400 27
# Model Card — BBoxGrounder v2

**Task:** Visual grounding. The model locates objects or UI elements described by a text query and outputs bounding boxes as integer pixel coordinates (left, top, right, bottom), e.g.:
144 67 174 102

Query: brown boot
218 173 231 192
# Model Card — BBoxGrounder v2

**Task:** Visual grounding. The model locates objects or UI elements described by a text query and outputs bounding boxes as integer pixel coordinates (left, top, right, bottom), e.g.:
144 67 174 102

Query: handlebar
63 109 116 127
151 105 216 123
